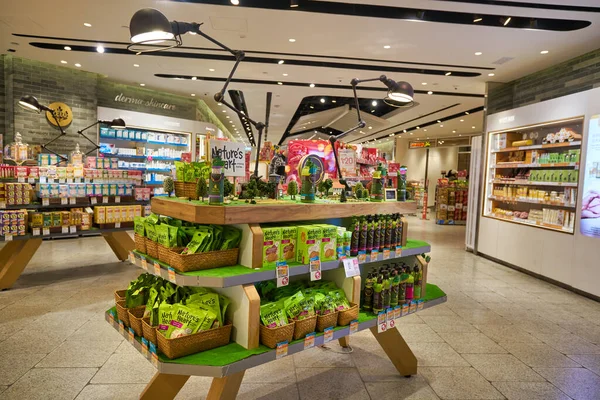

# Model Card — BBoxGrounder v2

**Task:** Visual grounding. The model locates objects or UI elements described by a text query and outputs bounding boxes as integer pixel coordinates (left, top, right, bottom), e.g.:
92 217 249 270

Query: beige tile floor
1 217 600 399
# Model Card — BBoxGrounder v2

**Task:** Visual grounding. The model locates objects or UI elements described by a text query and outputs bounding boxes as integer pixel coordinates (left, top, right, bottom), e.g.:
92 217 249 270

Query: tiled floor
1 217 600 399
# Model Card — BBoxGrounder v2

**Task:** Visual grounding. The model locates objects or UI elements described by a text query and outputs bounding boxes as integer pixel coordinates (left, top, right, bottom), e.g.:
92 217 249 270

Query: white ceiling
2 0 600 146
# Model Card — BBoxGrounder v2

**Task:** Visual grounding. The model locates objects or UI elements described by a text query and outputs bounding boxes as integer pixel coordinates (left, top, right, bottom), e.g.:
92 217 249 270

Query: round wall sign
298 154 325 185
45 102 73 128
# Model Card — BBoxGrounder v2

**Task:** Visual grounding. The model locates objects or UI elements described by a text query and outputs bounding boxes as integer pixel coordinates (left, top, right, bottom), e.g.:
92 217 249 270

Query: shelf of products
484 116 584 234
435 179 468 225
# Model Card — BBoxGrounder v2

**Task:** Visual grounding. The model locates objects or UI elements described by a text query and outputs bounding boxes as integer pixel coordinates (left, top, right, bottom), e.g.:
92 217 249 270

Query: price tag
304 332 315 350
386 308 395 330
102 196 109 204
401 303 409 316
141 338 149 357
409 300 417 314
17 177 25 183
32 227 40 236
394 305 402 320
149 343 159 367
108 312 115 324
383 248 390 260
140 257 147 270
43 227 50 236
69 197 76 205
118 320 125 335
276 341 288 359
309 256 321 281
28 177 35 184
61 226 68 234
4 234 12 241
128 327 135 344
40 176 49 183
276 261 289 288
42 198 50 206
59 178 66 184
349 320 359 335
0 201 5 209
85 178 91 183
70 226 77 234
60 198 68 205
377 311 387 333
115 196 121 203
357 250 367 264
115 222 121 228
128 251 135 264
91 197 97 205
395 246 402 256
154 262 161 276
370 249 379 262
323 327 334 343
343 257 360 278
417 300 424 311
167 267 177 284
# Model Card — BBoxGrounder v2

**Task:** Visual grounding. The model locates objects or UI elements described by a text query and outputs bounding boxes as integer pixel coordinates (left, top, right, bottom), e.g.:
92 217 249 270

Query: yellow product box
126 206 135 221
297 225 322 264
133 205 142 218
94 206 106 224
262 227 282 268
30 212 43 227
120 206 128 222
61 211 70 226
105 207 114 223
317 224 337 262
280 226 297 263
81 212 91 230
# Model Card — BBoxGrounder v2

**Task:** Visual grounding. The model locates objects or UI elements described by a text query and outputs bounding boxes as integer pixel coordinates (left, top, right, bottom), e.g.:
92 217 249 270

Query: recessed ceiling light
133 63 139 67
191 76 197 80
445 72 452 76
503 16 512 26
372 100 377 106
278 60 285 65
440 124 444 127
488 73 495 77
371 110 375 113
421 82 427 85
226 116 230 119
96 45 105 53
222 110 227 113
452 130 456 133
289 38 296 42
218 103 222 106
424 129 427 132
403 129 407 133
540 50 549 54
332 100 336 103
460 119 464 122
427 91 433 95
191 93 195 96
309 83 315 88
465 111 470 115
231 0 239 4
472 126 476 129
474 17 483 23
139 83 145 86
209 68 215 72
383 45 391 49
474 51 482 56
60 60 67 64
368 126 372 129
283 73 288 76
83 23 92 27
410 132 413 135
310 105 314 109
277 82 283 85
320 98 326 103
416 126 420 129
64 46 71 51
427 137 430 139
75 63 82 67
437 120 441 123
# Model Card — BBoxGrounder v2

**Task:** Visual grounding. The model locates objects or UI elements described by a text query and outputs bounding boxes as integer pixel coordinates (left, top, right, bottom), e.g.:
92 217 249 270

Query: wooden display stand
0 230 134 290
112 198 443 400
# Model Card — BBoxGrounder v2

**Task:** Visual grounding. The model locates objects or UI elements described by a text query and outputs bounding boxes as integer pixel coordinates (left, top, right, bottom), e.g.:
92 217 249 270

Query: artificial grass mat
156 196 416 208
107 283 446 367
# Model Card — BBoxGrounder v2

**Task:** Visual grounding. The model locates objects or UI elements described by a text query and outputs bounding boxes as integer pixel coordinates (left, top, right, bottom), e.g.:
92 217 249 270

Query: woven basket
338 303 359 326
114 290 126 304
317 311 339 332
145 238 158 259
168 248 239 273
293 316 317 340
128 306 146 337
134 234 146 253
175 181 198 200
259 322 294 349
157 323 232 359
157 244 184 264
115 300 130 327
142 317 158 345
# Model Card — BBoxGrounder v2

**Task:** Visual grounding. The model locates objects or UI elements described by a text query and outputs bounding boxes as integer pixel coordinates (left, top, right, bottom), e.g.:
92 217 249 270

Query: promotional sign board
209 139 246 176
581 115 600 238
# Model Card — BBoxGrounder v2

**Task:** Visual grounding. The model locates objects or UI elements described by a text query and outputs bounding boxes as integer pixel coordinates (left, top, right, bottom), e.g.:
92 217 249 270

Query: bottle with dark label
385 214 393 249
405 267 414 302
390 269 400 307
359 216 368 253
373 275 384 313
366 215 374 252
382 271 391 310
399 265 408 303
350 217 359 256
373 216 381 252
390 217 397 249
363 272 374 311
396 214 403 247
413 265 423 299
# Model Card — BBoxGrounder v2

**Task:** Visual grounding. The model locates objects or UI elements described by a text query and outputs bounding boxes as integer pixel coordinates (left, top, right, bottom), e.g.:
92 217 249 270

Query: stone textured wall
488 48 600 114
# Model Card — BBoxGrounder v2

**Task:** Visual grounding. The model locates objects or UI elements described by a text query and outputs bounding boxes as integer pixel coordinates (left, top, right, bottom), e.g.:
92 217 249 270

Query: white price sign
339 149 357 176
343 257 360 277
209 139 246 177
276 261 289 287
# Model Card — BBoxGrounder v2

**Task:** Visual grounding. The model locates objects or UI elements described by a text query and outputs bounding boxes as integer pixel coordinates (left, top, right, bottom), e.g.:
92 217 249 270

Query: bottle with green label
399 265 409 303
405 267 414 302
372 275 384 313
350 217 359 256
390 269 400 307
363 272 374 311
413 265 423 299
385 214 393 248
366 215 374 252
390 217 397 248
359 217 368 253
382 271 391 310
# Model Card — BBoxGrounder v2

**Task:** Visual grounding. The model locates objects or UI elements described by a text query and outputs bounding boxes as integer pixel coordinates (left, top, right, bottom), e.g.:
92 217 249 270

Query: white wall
479 87 600 298
395 139 459 207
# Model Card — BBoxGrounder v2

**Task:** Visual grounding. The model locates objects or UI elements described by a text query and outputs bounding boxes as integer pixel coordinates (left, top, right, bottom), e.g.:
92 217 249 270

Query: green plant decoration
245 176 261 202
287 180 298 200
196 177 208 201
224 178 234 197
323 178 333 197
163 177 174 197
340 188 347 203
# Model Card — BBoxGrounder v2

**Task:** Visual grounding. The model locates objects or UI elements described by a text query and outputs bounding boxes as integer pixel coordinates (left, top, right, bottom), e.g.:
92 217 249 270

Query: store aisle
1 219 600 400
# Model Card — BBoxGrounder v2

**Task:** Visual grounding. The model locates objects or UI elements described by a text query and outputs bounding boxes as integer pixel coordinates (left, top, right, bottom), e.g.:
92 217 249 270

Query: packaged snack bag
284 290 315 321
280 226 297 262
220 226 242 250
329 289 351 311
262 227 282 267
260 302 288 328
158 303 214 338
297 225 322 264
156 225 170 247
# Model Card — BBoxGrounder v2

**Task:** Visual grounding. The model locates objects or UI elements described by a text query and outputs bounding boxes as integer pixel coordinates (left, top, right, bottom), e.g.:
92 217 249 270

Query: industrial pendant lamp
77 118 127 155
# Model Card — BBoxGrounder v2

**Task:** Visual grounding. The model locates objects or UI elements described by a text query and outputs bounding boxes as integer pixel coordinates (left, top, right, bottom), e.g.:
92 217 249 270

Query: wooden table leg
140 372 190 400
338 276 361 348
0 238 43 290
206 370 245 400
370 325 417 377
102 231 134 261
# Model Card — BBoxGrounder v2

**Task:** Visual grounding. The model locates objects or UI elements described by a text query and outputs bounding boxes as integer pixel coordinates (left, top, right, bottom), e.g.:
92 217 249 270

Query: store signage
499 115 515 124
46 102 73 127
339 149 357 176
113 93 176 111
409 141 432 149
209 139 246 177
581 114 600 238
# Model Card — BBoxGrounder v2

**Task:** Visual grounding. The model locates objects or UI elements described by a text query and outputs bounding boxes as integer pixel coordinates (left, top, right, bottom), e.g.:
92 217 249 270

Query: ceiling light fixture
403 129 407 133
222 110 227 113
368 126 373 129
410 132 413 135
473 16 483 23
540 50 549 54
332 100 336 103
277 82 283 85
383 45 391 49
231 0 239 4
460 119 464 122
290 0 299 7
465 111 470 115
283 73 288 76
372 100 378 106
416 126 420 129
289 38 296 42
503 16 512 26
74 63 81 67
440 124 444 127
437 120 441 123
96 45 105 53
278 60 284 65
445 72 452 76
139 83 145 86
191 93 195 96
60 60 67 64
133 63 139 67
427 91 433 95
474 51 482 56
320 98 326 103
488 73 495 77
472 126 476 129
64 46 71 51
83 23 92 27
452 130 456 133
421 82 427 85
309 83 315 88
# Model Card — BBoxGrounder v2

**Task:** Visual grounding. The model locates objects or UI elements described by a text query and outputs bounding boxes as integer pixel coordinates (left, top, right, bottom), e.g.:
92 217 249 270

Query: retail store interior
1 1 600 399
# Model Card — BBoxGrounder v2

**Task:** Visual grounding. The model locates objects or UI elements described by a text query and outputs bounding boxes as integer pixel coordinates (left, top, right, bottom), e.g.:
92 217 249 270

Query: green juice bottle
382 271 391 310
399 266 409 303
413 265 423 299
390 269 400 307
372 275 384 313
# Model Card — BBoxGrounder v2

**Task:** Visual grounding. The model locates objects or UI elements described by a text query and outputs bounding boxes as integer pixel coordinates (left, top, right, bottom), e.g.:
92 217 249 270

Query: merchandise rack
110 198 445 400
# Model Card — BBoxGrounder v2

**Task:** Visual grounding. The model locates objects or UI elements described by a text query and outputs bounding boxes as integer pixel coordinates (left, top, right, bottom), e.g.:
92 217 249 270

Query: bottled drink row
349 213 404 256
362 262 423 314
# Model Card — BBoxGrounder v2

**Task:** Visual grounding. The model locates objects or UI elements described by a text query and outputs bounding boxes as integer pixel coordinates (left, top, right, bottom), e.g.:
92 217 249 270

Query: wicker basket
128 306 146 337
142 317 158 345
175 181 198 200
168 248 239 273
114 290 126 304
338 303 359 326
293 316 317 340
134 234 146 253
157 323 232 359
145 238 158 259
317 311 339 332
115 300 131 327
259 322 295 349
157 244 184 264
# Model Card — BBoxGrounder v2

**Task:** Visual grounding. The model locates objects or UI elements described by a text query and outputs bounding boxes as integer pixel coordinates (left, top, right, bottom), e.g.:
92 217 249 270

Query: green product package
187 292 228 328
329 289 351 311
317 295 337 315
319 225 337 262
181 231 210 255
145 222 158 242
146 213 159 225
262 227 282 268
158 303 216 339
167 225 179 248
280 226 297 262
134 216 146 237
156 225 170 247
174 161 185 181
260 302 288 328
221 226 242 250
284 291 315 321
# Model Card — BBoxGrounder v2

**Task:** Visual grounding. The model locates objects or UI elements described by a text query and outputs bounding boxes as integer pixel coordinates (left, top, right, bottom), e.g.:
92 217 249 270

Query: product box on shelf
297 225 322 264
262 227 281 268
280 226 297 263
317 224 337 262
